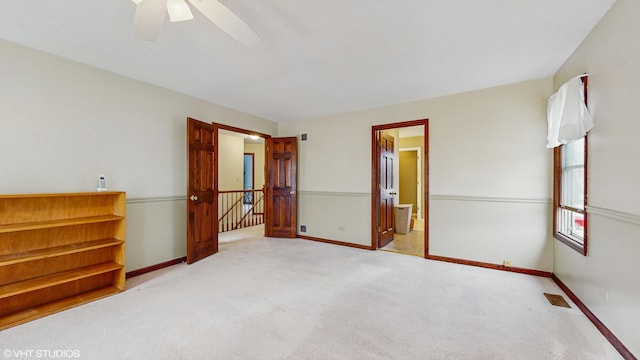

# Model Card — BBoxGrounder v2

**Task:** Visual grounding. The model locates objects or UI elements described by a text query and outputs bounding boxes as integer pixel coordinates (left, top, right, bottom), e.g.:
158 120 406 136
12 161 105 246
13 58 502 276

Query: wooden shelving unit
0 192 126 330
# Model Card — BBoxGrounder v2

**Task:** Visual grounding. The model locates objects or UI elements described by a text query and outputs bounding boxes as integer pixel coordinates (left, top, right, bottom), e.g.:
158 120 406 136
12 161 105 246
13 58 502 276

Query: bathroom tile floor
381 218 425 257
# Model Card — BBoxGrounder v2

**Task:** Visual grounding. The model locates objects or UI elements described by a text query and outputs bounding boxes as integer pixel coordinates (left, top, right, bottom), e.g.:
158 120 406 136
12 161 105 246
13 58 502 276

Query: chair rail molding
298 191 370 198
429 194 551 205
127 196 187 204
587 205 640 226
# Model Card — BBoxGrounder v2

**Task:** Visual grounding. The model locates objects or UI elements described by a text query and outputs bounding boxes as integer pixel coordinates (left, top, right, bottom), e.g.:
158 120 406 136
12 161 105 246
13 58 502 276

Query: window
553 78 588 255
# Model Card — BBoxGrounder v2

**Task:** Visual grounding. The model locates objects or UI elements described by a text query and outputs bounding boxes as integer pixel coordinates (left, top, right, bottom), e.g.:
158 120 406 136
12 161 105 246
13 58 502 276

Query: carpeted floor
0 233 622 359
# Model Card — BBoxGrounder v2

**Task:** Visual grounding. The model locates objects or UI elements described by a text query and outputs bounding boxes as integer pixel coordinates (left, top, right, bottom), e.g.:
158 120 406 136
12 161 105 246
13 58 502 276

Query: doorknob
390 191 397 195
289 191 295 195
190 195 198 201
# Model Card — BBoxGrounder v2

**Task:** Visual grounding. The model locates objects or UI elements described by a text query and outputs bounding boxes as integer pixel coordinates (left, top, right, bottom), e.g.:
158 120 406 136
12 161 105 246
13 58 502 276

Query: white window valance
546 75 594 148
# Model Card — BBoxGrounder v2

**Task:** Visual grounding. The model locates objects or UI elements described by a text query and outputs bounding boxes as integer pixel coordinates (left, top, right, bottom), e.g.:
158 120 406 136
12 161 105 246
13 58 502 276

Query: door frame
371 119 429 257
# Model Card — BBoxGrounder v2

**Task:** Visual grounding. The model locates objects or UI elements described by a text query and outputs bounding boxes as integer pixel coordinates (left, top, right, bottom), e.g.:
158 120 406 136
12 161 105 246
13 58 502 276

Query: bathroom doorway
371 120 428 258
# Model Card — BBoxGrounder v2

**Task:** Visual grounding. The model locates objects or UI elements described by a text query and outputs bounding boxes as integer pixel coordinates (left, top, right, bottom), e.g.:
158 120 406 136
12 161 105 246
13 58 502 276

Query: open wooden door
186 118 217 263
378 133 395 248
265 137 297 238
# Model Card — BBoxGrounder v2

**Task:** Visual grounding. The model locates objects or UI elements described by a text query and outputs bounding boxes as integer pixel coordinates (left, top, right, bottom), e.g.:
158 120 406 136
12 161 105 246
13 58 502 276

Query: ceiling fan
131 0 260 46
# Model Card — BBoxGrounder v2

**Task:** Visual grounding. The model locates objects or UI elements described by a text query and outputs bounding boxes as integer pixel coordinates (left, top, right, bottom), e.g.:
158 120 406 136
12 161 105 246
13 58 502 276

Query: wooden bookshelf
0 215 124 233
0 192 126 330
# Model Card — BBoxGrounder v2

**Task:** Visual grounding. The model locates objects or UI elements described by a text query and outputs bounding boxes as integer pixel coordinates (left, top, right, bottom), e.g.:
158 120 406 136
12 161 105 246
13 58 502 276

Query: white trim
587 206 640 226
127 196 186 204
430 194 551 204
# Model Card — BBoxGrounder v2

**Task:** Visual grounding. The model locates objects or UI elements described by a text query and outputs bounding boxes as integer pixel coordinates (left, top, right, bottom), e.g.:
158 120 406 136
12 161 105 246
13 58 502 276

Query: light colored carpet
0 234 622 359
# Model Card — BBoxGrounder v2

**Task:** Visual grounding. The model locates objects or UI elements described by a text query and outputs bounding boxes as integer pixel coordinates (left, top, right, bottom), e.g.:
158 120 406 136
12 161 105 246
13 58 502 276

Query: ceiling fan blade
187 0 260 46
134 0 167 41
167 0 194 22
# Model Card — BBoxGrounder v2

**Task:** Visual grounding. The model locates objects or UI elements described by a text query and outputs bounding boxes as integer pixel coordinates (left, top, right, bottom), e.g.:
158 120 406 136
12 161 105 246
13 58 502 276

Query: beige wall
0 39 278 272
399 150 418 211
218 134 265 192
244 142 265 189
218 132 245 191
552 0 640 354
400 136 425 218
280 77 554 270
218 133 264 230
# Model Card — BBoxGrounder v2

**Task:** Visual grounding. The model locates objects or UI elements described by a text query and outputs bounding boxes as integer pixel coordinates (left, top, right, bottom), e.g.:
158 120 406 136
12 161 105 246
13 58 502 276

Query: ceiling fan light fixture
133 0 259 46
167 0 194 22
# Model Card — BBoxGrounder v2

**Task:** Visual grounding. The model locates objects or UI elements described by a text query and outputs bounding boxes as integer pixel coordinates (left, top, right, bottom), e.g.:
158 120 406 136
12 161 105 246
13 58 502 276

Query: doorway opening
371 120 428 258
187 119 298 263
216 126 267 245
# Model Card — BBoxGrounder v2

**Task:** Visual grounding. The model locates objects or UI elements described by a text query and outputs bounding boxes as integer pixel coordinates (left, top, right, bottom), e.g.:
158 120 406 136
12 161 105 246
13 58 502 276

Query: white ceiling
0 1 615 122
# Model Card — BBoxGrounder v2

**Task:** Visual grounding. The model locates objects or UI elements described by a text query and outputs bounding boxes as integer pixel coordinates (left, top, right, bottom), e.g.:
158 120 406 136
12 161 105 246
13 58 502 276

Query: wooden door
265 137 297 238
378 133 395 248
187 118 217 263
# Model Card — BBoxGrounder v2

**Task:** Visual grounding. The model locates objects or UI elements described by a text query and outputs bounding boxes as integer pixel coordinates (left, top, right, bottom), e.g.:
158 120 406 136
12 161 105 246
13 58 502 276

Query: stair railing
218 189 264 233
